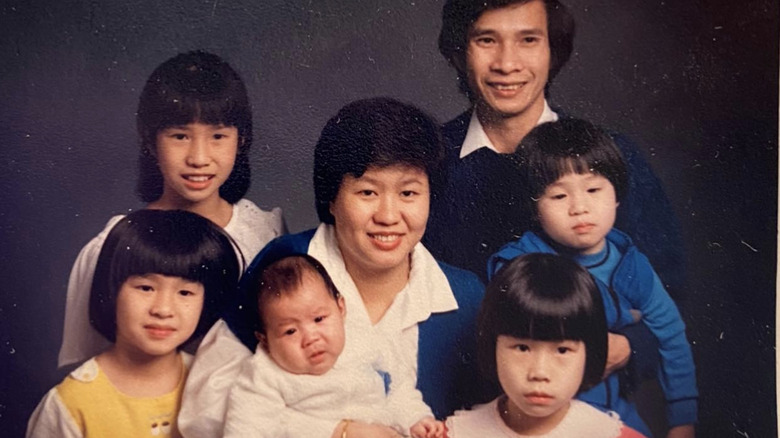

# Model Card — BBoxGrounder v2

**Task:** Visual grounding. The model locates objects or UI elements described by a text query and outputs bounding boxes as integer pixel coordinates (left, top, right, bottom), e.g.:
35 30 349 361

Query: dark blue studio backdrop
1 1 776 436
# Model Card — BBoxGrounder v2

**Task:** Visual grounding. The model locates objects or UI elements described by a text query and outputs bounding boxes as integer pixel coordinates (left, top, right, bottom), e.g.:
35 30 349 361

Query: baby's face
536 172 618 255
260 273 346 375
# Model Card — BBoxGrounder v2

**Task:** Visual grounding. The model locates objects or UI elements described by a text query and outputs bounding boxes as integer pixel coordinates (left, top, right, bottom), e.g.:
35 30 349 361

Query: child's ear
254 331 269 352
337 295 346 317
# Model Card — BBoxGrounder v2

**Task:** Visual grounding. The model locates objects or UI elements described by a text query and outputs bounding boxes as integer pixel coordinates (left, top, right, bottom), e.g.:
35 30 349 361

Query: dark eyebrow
516 28 546 37
468 27 497 38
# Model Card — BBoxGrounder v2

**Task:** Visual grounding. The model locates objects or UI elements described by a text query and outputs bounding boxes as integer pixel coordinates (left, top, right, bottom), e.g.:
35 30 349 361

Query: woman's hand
331 420 403 438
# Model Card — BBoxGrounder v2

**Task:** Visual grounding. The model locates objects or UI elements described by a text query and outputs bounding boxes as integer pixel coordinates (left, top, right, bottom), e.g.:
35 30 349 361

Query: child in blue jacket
488 119 697 438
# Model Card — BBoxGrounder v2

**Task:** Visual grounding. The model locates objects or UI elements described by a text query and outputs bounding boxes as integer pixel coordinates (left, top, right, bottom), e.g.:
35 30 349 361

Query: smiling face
536 172 619 255
154 122 238 209
114 274 204 360
496 335 586 434
329 165 430 281
466 0 550 122
259 272 346 375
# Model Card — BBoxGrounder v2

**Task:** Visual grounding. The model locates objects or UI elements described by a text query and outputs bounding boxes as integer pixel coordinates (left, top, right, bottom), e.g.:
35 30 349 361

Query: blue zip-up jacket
489 230 698 435
424 110 686 298
223 229 491 419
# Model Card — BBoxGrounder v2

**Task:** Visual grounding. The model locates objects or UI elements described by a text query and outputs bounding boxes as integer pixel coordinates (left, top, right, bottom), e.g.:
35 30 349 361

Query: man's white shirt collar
459 100 559 159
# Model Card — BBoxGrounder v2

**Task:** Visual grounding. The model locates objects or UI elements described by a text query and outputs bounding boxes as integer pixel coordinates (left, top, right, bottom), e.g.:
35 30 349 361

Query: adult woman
179 98 486 438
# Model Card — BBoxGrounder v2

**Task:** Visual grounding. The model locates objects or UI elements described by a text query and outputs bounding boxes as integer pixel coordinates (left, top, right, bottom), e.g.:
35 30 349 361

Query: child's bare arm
331 420 402 438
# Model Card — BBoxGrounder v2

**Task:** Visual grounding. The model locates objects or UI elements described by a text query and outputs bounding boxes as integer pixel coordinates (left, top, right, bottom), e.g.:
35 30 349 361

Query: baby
224 254 443 438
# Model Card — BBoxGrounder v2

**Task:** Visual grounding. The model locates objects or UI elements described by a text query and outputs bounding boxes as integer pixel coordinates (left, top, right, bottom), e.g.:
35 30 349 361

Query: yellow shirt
27 353 192 438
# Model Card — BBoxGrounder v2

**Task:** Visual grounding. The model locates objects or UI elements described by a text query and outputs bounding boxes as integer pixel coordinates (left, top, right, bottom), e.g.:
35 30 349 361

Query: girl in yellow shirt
27 209 239 438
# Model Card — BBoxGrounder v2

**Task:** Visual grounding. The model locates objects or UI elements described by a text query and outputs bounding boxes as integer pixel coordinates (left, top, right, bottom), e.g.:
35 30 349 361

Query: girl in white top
28 210 241 438
58 51 284 367
445 254 645 438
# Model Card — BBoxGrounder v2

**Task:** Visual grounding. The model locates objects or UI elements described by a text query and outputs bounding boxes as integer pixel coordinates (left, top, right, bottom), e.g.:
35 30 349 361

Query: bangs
142 82 247 132
104 210 237 293
501 310 593 342
108 237 225 290
519 119 628 200
342 108 440 177
313 97 441 224
477 253 607 388
90 209 239 343
494 277 594 342
135 51 252 203
534 155 595 195
137 50 251 145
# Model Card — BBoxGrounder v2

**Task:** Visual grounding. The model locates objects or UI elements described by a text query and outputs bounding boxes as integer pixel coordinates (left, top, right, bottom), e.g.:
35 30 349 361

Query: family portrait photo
1 0 776 436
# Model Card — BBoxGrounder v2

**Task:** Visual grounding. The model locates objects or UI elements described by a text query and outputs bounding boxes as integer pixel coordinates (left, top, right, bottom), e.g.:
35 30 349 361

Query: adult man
423 1 693 437
425 0 685 297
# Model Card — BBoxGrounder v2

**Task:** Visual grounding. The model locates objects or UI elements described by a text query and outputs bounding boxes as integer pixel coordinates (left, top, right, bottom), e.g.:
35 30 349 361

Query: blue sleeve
615 321 660 388
621 253 698 426
486 233 553 281
613 133 686 300
447 266 499 409
418 263 496 418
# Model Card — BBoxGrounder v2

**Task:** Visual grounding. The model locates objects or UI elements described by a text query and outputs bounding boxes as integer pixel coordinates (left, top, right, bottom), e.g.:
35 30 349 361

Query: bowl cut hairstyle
248 254 342 336
89 209 240 344
477 253 607 392
313 97 444 224
438 0 575 100
511 118 629 212
136 50 252 204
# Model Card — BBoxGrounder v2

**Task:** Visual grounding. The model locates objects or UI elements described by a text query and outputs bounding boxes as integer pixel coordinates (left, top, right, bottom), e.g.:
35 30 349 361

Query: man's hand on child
603 309 642 378
665 424 695 438
604 332 631 378
410 416 444 438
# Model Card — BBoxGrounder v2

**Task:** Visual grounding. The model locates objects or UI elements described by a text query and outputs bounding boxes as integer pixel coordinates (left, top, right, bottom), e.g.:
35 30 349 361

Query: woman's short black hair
439 0 575 100
249 254 341 335
136 50 252 204
313 97 443 224
511 118 629 208
89 209 240 344
477 253 607 392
